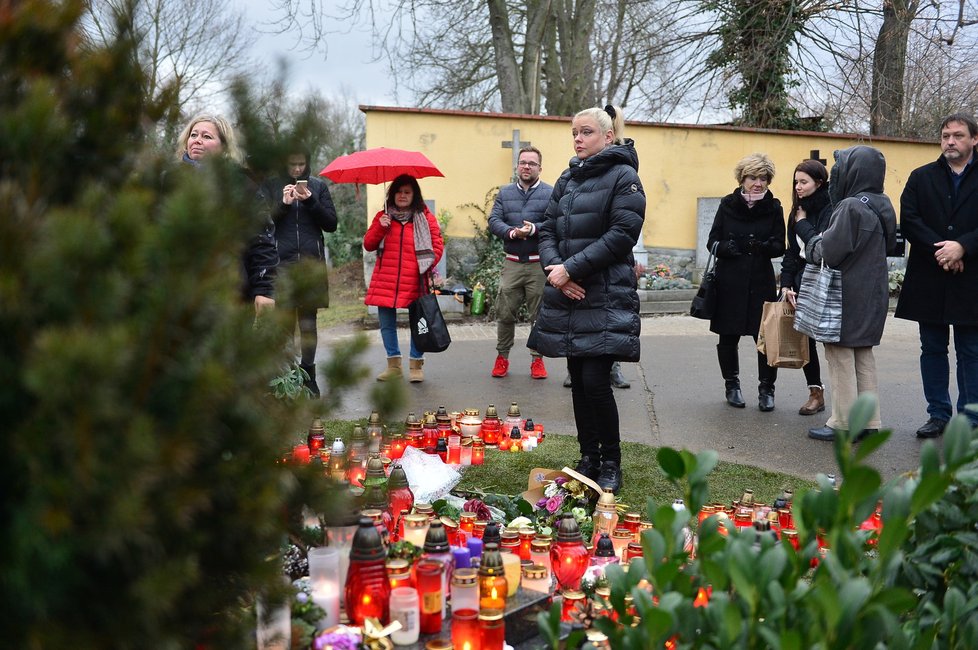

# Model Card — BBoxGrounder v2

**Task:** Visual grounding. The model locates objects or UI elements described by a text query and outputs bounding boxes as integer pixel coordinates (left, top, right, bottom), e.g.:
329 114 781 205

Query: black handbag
690 243 718 320
409 274 452 353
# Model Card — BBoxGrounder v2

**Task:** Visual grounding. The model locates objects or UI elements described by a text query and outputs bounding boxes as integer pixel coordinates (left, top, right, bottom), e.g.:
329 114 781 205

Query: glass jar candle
451 608 480 650
441 516 460 547
478 544 508 610
450 567 479 613
516 526 535 561
624 541 644 564
622 512 641 539
344 517 391 625
459 512 476 536
550 515 589 591
610 528 632 560
500 552 521 598
471 438 485 465
416 559 445 634
403 514 431 548
472 520 487 540
521 564 551 594
389 586 420 646
560 590 586 623
480 405 501 446
530 537 550 578
478 609 505 650
387 558 414 590
390 434 407 460
459 437 473 465
499 529 520 555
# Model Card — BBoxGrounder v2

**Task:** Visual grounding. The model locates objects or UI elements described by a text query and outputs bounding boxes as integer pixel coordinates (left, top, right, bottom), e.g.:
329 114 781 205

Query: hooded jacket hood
829 145 885 204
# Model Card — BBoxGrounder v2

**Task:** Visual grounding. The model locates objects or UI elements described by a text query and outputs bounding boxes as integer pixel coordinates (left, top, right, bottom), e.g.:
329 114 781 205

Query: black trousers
567 355 620 464
717 334 777 385
294 306 318 368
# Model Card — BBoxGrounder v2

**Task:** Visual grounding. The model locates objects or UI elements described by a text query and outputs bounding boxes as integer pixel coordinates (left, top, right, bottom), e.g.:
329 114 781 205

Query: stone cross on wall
809 149 827 166
502 129 531 183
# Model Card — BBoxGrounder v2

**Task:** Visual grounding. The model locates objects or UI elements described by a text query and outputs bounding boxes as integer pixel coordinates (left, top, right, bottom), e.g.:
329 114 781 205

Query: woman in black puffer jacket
780 159 832 416
707 153 786 412
528 105 645 494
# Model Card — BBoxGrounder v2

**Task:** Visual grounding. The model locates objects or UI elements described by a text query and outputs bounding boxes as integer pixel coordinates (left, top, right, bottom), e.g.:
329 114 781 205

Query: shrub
539 394 978 648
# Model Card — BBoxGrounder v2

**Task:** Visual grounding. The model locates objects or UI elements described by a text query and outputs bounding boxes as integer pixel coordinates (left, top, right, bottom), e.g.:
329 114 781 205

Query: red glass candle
416 559 444 634
479 609 505 650
435 438 448 462
292 444 311 464
622 512 641 539
422 415 440 451
344 517 391 625
518 526 535 561
497 435 512 452
451 608 480 650
560 589 586 622
307 431 325 456
472 520 487 540
387 558 415 590
459 512 476 535
391 435 407 460
624 541 644 564
480 408 501 447
441 516 460 547
478 544 508 610
471 438 485 465
447 443 461 465
550 514 590 591
387 468 415 531
782 528 800 551
499 530 520 555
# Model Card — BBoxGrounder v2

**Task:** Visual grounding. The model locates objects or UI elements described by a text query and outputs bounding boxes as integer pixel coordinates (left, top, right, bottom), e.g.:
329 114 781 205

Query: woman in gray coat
800 146 897 441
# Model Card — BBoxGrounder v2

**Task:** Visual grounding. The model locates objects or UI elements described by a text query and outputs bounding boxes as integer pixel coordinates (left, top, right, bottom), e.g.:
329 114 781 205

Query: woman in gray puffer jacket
800 146 897 442
528 105 645 494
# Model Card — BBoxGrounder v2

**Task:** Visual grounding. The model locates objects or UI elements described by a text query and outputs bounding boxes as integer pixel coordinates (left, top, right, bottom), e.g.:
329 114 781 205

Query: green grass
317 420 815 513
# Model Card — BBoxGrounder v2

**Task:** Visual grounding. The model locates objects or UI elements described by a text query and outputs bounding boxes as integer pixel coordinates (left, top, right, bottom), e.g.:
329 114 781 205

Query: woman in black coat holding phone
707 153 786 411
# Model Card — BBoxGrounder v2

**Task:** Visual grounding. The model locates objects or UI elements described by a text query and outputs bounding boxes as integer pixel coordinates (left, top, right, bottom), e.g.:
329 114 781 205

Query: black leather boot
758 382 775 412
573 455 601 481
597 460 622 494
757 354 777 412
299 363 320 398
717 344 745 407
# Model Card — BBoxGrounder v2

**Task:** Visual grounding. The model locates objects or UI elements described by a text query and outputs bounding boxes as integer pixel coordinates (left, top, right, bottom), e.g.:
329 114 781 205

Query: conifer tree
0 1 363 646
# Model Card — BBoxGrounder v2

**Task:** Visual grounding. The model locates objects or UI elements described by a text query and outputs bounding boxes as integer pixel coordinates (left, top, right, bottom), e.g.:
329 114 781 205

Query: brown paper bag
757 299 810 369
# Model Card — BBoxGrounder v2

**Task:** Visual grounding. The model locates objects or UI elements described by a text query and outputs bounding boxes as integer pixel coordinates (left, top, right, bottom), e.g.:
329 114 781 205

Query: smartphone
295 179 308 189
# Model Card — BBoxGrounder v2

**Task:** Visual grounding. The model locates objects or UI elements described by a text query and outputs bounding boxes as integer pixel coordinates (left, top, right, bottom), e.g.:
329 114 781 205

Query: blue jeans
377 307 421 360
919 323 978 424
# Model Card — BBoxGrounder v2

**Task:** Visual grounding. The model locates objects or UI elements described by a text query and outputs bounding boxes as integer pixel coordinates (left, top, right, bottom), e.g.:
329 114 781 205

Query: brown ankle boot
799 386 825 415
376 357 402 382
409 358 424 383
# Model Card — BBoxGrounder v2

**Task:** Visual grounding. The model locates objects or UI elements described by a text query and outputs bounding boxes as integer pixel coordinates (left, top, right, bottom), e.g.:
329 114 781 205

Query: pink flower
545 494 565 514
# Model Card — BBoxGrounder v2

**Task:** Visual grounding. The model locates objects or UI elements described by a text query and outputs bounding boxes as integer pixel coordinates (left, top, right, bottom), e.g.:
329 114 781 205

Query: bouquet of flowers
531 475 593 539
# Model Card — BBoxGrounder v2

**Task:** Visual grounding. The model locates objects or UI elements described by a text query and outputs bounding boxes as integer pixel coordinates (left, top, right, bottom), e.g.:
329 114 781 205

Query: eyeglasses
517 161 540 168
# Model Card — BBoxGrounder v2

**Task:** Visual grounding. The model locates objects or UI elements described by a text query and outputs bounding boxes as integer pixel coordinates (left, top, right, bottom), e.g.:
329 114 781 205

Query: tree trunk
543 0 597 116
487 0 529 113
522 0 552 115
871 0 918 136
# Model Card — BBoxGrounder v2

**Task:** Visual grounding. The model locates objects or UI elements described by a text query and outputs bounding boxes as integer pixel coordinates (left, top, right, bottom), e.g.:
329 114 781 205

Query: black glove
720 239 741 257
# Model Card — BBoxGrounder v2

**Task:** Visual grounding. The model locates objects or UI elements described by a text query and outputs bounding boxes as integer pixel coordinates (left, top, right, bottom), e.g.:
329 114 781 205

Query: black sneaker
916 417 948 439
596 460 622 494
573 456 601 481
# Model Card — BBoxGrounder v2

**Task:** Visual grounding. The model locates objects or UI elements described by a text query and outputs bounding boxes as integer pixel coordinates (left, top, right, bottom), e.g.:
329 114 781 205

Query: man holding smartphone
267 148 338 397
487 146 552 378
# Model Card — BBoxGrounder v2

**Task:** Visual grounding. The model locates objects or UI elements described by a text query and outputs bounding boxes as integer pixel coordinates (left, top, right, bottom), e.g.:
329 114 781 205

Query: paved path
318 313 946 481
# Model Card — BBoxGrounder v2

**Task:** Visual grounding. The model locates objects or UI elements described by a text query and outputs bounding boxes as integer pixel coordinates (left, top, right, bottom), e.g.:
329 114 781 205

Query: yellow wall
362 107 938 251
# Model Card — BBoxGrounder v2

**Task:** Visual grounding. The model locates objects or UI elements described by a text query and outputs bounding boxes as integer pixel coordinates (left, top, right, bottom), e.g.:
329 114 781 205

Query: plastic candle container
450 568 479 613
389 587 420 645
521 564 551 594
500 552 521 598
451 608 480 650
403 514 430 548
479 609 505 650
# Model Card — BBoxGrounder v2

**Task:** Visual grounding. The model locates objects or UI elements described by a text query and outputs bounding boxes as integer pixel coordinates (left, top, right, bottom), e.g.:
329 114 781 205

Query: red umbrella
319 147 444 185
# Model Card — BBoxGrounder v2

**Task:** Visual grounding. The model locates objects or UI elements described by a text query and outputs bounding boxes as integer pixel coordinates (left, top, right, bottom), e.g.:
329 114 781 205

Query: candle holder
402 514 430 548
478 609 505 650
365 411 385 453
344 517 390 625
560 589 586 623
307 546 341 629
500 551 521 598
518 526 536 561
387 465 414 528
550 514 589 591
451 608 480 650
386 558 414 590
471 437 485 465
390 434 407 460
416 559 445 634
388 587 420 645
458 408 483 437
307 418 326 455
521 563 551 594
478 543 508 610
610 528 632 559
481 404 501 446
450 567 479 613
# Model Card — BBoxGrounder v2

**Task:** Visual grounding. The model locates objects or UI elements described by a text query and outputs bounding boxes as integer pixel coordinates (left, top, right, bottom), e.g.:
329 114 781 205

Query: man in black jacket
896 113 978 437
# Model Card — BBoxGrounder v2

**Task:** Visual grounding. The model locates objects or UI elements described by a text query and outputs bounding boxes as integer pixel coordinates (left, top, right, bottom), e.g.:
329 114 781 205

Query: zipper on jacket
393 220 405 306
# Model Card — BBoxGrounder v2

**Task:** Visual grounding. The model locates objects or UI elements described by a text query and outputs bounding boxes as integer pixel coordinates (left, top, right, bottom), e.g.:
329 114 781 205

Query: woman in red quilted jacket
364 174 444 382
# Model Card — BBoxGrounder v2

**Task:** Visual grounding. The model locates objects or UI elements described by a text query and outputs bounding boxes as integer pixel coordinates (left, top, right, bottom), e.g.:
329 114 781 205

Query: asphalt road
320 313 952 481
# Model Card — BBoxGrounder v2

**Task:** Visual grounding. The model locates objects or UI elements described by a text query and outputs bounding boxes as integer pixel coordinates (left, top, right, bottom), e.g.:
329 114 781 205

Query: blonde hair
734 153 775 183
174 114 243 164
574 105 626 145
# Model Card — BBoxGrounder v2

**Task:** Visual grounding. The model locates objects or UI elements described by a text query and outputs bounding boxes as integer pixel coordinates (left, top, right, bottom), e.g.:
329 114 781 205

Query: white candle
311 585 341 629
